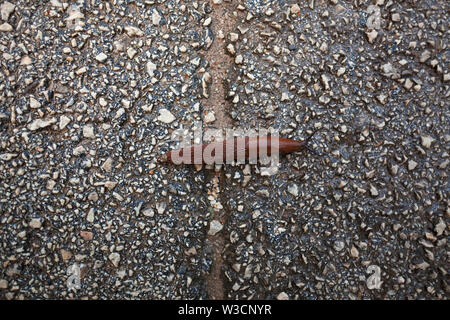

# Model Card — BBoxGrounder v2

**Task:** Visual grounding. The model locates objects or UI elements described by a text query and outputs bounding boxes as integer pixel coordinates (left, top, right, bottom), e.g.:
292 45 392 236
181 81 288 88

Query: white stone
420 50 431 63
235 54 243 64
102 157 113 172
121 99 131 109
334 240 345 251
46 179 56 190
377 94 387 105
113 192 124 202
124 26 144 37
337 67 346 77
287 183 298 196
0 153 17 161
350 246 359 258
226 43 235 55
127 47 137 59
187 277 192 287
75 67 87 75
208 220 223 236
146 61 157 77
105 181 118 190
265 8 274 16
321 74 331 90
408 159 418 171
421 135 434 149
83 124 95 138
0 279 7 289
73 145 86 156
1 1 15 21
370 185 379 197
59 115 71 129
281 91 290 101
142 105 153 113
435 218 446 236
404 78 413 90
99 97 108 107
204 111 215 123
157 108 176 124
152 9 161 25
276 292 289 300
203 17 211 26
3 52 12 60
27 118 56 131
30 97 41 109
381 63 393 74
108 252 120 267
391 13 400 22
444 73 450 82
291 4 300 14
20 56 32 65
95 52 107 62
86 208 95 223
0 22 12 32
156 202 166 214
113 40 125 52
366 29 378 44
29 218 42 229
143 208 154 217
65 6 84 21
229 32 239 42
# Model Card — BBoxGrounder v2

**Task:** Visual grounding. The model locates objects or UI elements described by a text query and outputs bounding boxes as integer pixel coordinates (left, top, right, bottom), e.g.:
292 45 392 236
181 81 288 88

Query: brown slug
158 132 319 165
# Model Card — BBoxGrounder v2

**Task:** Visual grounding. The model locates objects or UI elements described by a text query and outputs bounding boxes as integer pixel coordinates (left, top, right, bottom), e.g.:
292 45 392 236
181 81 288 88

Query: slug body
159 136 308 165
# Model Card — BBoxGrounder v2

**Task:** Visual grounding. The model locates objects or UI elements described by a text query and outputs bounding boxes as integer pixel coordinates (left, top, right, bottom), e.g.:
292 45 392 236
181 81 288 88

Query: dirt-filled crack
202 1 236 300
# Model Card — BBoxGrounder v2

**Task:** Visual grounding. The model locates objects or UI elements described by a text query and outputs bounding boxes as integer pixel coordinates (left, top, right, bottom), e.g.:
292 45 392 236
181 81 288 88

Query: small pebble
408 160 418 171
157 108 176 123
95 52 108 62
109 252 121 267
0 22 12 32
277 292 289 300
421 135 434 149
208 220 223 236
29 218 42 229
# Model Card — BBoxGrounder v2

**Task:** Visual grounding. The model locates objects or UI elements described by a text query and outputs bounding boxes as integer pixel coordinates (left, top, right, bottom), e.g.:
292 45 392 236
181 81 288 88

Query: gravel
0 0 210 300
220 0 448 300
0 0 448 300
208 220 224 236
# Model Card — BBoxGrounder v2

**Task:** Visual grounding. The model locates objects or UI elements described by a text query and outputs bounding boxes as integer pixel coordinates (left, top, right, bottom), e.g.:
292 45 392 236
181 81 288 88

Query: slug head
301 128 322 156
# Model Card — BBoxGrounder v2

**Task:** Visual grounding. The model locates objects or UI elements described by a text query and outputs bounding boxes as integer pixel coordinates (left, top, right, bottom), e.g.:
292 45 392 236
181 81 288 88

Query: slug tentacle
301 128 322 156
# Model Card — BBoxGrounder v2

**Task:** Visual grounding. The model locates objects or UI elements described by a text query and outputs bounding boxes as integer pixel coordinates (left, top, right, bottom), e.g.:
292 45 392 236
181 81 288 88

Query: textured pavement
0 0 448 299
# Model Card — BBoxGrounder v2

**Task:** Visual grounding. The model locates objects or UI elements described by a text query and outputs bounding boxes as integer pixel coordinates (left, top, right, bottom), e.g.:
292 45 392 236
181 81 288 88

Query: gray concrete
0 0 448 299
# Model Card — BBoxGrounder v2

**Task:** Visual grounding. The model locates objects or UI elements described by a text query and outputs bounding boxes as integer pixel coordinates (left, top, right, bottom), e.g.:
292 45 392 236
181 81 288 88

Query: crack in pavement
202 0 236 300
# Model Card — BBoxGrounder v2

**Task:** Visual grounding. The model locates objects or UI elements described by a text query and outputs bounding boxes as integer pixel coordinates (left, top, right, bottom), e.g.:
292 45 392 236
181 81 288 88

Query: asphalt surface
0 0 448 299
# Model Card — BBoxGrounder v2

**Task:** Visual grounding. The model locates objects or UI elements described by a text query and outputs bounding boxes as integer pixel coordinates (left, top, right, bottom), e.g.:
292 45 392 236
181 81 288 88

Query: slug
158 131 319 165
